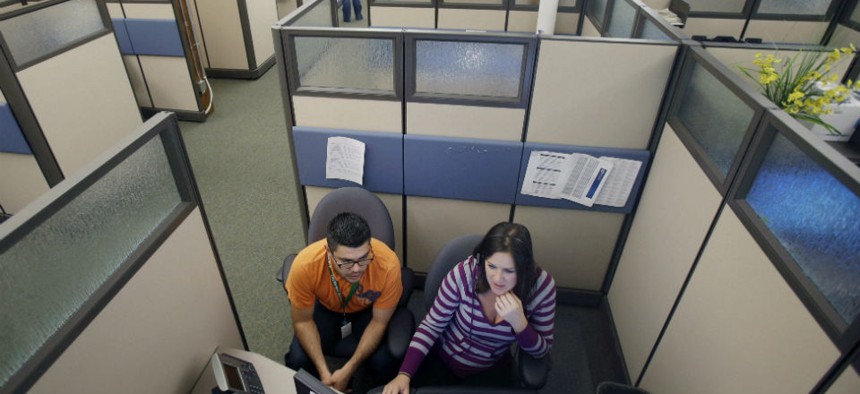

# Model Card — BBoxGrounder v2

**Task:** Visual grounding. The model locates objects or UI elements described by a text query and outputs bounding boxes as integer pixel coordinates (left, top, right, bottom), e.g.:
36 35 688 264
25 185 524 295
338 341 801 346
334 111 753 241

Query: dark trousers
285 301 397 388
410 344 514 389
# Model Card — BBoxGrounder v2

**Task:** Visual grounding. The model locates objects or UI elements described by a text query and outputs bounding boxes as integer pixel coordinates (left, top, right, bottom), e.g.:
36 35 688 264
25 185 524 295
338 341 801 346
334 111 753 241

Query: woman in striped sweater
383 222 556 394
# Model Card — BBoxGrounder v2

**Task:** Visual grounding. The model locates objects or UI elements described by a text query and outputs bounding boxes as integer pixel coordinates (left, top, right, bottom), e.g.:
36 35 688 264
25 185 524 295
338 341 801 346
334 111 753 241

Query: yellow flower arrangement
739 45 860 135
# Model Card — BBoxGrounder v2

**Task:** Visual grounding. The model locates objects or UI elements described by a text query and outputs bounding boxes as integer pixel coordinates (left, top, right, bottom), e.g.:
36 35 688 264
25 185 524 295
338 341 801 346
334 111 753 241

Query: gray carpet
176 66 628 393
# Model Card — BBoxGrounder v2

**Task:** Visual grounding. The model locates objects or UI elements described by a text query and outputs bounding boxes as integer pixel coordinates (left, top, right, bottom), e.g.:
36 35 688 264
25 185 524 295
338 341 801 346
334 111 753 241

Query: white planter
805 99 860 142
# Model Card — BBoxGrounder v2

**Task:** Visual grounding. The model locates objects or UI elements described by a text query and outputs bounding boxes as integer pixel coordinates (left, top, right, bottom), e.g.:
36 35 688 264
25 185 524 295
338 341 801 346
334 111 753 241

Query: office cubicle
0 87 49 214
193 0 279 79
582 0 689 40
0 112 244 394
106 0 212 121
0 0 142 213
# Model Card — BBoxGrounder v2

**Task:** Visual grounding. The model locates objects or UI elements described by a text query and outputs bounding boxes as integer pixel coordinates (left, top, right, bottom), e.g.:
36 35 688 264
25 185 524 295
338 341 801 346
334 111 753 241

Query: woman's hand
495 292 528 333
382 373 411 394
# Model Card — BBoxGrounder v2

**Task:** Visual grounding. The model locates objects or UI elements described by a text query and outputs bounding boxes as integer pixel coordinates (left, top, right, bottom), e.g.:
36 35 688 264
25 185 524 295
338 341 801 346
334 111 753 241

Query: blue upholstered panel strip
293 127 403 194
124 19 184 57
111 18 135 55
515 143 651 214
0 103 31 154
404 135 522 204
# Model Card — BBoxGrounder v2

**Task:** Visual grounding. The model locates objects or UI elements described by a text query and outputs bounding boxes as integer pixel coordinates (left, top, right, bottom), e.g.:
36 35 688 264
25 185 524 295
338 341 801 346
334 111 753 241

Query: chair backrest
423 234 483 312
307 187 395 250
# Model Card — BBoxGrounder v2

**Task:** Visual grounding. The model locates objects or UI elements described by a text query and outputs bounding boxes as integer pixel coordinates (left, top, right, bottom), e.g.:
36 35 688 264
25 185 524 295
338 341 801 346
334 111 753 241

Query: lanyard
327 254 359 322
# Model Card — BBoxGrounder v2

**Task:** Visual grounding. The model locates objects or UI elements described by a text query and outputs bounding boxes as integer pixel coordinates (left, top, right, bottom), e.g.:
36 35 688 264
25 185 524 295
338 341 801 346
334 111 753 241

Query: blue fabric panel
124 19 184 57
0 103 31 154
293 127 403 194
515 142 651 214
111 18 135 55
404 135 523 204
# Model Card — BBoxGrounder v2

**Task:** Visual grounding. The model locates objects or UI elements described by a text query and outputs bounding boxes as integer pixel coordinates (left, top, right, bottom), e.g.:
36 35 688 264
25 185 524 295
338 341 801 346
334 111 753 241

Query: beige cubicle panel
640 208 841 393
682 17 745 39
16 34 142 177
513 205 625 290
743 20 828 45
705 46 853 91
828 24 860 49
527 38 677 149
827 365 860 393
248 0 279 67
195 0 249 70
406 196 510 273
371 7 436 28
608 126 724 381
293 96 402 133
305 186 405 263
506 11 580 34
406 102 524 140
138 55 201 111
437 9 507 30
0 153 49 213
121 57 154 107
28 209 244 394
581 16 601 37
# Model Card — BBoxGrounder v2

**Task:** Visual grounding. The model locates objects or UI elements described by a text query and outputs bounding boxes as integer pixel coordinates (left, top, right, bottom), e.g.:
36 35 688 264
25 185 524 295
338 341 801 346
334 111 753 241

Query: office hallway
177 69 628 393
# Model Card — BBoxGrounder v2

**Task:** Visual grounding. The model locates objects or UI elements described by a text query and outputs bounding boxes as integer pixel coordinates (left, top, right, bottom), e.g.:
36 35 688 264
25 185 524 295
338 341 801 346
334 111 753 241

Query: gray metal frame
0 112 246 394
404 30 536 108
665 45 775 196
584 0 612 33
631 0 688 41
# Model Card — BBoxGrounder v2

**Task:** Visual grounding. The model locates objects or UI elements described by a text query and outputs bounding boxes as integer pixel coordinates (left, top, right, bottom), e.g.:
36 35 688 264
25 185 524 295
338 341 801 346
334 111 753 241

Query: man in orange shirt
285 212 402 392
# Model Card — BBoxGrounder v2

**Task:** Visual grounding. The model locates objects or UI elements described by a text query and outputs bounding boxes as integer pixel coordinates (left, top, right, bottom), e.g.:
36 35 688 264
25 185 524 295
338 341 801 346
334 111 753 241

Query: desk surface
191 347 300 394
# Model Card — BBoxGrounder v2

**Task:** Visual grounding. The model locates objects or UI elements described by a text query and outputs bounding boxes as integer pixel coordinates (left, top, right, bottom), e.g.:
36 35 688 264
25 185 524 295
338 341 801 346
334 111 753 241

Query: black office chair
276 187 415 360
421 234 551 390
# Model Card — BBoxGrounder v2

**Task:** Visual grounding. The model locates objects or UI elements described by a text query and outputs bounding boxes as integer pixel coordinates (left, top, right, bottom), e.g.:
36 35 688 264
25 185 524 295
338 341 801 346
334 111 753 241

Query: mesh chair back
423 234 483 312
307 187 395 250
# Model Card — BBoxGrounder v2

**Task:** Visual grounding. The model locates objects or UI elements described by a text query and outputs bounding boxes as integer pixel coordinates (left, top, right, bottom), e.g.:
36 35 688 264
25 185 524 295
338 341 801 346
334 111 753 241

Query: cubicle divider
0 112 244 394
0 0 143 213
0 88 49 213
583 0 688 40
608 40 860 391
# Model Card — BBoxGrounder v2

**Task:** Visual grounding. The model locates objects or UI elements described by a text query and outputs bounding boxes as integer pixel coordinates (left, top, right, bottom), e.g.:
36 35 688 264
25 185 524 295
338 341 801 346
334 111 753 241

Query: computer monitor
294 369 339 394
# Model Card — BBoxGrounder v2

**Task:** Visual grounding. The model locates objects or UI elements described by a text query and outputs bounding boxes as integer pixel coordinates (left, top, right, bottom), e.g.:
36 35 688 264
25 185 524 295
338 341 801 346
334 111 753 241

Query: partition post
536 0 559 33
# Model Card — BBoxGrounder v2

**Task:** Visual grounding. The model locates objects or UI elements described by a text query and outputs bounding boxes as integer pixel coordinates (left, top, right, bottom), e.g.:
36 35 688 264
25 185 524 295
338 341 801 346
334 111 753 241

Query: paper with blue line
522 151 640 208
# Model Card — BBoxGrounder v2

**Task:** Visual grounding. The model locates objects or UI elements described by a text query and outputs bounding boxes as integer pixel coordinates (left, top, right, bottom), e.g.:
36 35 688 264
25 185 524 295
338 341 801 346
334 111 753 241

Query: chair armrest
277 254 297 284
517 347 550 390
399 267 415 308
386 307 415 360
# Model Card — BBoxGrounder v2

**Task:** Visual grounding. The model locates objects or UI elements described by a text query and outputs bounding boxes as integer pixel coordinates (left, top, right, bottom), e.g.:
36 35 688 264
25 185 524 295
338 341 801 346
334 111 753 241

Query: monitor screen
294 369 338 394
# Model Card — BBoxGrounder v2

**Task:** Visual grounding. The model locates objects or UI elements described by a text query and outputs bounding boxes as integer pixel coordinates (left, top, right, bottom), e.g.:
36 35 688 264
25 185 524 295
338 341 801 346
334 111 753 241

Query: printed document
594 157 642 208
522 151 642 207
326 137 365 185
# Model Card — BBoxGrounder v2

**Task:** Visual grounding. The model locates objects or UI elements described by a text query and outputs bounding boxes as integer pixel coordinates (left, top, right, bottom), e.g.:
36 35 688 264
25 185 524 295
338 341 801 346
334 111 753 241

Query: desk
191 347 301 394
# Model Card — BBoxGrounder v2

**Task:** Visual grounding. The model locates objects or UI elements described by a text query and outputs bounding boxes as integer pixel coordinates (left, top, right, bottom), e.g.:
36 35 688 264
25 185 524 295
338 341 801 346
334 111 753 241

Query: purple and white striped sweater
400 256 556 378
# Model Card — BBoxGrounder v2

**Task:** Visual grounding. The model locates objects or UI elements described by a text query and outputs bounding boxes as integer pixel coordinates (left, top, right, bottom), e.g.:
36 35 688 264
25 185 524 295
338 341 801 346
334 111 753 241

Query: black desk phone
211 353 265 394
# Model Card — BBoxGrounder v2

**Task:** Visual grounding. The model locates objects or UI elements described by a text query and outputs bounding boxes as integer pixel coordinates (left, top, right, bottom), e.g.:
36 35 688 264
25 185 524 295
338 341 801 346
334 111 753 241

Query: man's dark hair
326 212 372 250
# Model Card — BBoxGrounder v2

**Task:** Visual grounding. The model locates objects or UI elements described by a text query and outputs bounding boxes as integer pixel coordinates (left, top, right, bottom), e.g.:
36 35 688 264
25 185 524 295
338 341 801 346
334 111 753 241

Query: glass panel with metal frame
586 0 609 28
441 0 503 6
0 0 108 69
410 37 532 105
685 0 747 14
851 0 860 24
670 51 761 184
732 111 860 338
638 17 674 40
0 113 195 392
292 35 397 95
755 0 833 16
606 0 638 38
287 0 335 27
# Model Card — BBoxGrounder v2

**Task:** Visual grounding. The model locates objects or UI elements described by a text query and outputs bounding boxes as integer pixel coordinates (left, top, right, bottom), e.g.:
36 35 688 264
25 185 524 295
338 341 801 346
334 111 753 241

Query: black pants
410 344 514 389
284 301 397 387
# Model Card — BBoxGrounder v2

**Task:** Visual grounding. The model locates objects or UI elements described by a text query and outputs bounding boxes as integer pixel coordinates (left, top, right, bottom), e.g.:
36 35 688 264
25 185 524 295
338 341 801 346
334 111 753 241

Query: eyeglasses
329 248 374 270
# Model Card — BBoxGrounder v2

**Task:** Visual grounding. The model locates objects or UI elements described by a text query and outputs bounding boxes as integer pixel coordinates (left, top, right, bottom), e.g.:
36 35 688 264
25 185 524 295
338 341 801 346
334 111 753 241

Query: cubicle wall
0 0 143 213
609 43 860 392
106 0 211 121
193 0 279 78
829 0 860 49
583 0 689 40
0 88 49 213
0 112 244 394
275 0 681 292
368 0 581 34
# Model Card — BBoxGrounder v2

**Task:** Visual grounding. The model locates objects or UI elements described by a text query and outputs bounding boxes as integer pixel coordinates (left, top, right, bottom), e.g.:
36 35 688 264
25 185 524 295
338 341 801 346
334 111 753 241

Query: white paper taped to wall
326 136 365 185
522 151 641 208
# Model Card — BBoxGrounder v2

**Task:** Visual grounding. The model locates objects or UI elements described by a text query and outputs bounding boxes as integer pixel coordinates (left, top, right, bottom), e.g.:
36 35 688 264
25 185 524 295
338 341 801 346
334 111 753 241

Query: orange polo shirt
286 238 402 313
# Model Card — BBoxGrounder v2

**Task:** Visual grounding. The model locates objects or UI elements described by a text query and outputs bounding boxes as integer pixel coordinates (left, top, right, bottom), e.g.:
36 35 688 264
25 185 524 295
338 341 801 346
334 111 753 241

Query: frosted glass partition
686 0 746 14
639 18 673 40
587 0 608 27
293 36 396 94
0 0 107 68
852 1 860 24
670 55 759 184
756 0 832 16
606 0 637 38
0 113 198 393
442 0 503 5
289 0 334 27
744 129 860 325
412 38 529 102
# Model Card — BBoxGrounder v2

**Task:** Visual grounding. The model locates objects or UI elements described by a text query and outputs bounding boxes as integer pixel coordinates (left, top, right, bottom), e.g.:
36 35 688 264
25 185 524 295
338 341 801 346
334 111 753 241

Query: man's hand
322 366 353 392
382 373 411 394
495 292 528 333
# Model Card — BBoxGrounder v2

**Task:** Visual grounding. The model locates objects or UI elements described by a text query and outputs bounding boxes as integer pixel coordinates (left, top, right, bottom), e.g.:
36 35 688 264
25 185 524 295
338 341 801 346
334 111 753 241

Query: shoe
343 17 350 22
356 14 363 21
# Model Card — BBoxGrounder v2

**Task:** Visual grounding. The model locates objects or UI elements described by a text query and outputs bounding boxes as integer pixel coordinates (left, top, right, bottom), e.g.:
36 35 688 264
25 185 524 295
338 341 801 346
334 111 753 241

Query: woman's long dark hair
473 222 538 302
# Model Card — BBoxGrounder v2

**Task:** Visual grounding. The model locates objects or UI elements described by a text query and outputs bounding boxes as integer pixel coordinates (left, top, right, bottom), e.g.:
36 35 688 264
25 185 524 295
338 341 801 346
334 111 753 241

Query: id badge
341 321 353 339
